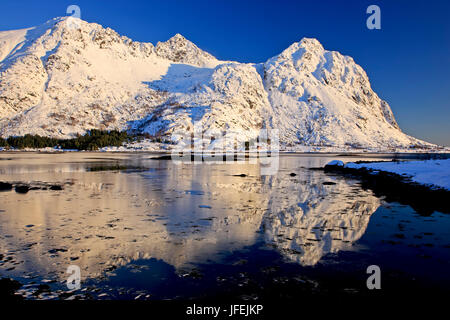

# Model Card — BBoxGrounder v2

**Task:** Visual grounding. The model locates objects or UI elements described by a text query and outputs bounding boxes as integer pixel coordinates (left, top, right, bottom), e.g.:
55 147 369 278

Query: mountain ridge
0 17 438 151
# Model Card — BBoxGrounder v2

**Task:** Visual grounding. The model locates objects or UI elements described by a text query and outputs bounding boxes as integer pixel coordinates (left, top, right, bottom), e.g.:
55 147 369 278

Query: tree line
0 130 134 151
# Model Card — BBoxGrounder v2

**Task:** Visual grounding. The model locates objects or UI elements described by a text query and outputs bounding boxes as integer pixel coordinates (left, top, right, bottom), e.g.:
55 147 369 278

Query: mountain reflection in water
0 153 381 285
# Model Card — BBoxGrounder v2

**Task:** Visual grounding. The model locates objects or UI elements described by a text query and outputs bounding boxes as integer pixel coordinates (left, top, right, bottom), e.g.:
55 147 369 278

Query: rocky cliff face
263 38 410 148
0 17 433 150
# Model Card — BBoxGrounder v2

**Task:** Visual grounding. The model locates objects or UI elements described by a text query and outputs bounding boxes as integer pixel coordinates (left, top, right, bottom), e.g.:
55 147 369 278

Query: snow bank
335 159 450 190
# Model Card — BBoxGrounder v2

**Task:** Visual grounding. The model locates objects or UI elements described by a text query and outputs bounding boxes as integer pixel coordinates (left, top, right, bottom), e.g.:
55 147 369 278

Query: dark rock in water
0 182 13 191
33 284 50 296
0 278 23 300
289 173 297 177
183 269 203 280
150 155 172 160
48 248 68 254
15 185 30 194
233 259 248 266
322 181 336 185
233 174 247 177
5 181 64 193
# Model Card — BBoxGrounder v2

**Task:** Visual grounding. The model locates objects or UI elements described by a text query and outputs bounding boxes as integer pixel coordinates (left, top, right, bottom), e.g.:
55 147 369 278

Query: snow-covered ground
328 159 450 190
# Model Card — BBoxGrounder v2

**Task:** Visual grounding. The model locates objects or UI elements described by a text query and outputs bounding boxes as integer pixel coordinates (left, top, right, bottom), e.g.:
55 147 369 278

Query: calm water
0 152 449 300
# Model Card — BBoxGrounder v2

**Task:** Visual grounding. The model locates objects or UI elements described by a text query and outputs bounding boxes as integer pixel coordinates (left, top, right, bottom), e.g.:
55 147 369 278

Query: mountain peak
155 33 219 67
299 37 322 47
287 37 325 55
38 16 84 32
169 33 187 41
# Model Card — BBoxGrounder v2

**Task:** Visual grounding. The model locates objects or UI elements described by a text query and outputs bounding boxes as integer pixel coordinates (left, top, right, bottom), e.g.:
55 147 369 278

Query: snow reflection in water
0 153 379 285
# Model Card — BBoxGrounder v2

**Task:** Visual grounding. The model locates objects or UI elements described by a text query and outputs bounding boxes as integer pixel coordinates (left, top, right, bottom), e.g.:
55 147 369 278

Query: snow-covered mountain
0 17 435 150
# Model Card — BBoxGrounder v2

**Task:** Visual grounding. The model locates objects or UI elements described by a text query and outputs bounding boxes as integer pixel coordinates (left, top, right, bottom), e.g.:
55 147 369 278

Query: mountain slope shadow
142 63 214 94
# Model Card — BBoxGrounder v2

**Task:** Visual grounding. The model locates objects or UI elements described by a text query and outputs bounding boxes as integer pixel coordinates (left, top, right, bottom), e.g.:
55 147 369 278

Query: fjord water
0 152 449 299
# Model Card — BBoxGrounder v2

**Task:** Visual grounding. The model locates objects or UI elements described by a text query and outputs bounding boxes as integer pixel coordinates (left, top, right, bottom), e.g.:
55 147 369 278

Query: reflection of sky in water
0 153 449 297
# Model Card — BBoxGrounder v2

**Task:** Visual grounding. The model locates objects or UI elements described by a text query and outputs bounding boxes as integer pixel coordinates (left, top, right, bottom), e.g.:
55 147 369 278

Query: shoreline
1 149 450 156
322 159 450 214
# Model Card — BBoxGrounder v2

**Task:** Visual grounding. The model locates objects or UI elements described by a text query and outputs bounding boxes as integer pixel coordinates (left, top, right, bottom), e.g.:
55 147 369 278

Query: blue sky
1 0 449 145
